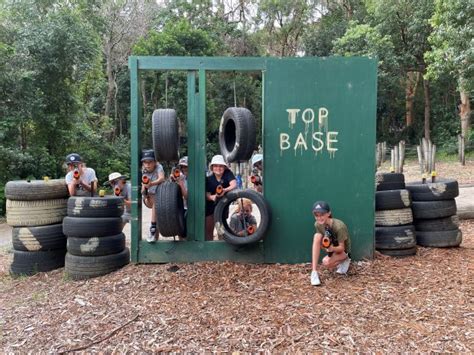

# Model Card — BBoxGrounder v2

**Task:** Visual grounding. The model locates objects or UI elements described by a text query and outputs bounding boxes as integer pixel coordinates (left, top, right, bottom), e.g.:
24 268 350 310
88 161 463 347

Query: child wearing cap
108 172 131 226
65 153 98 197
310 201 351 286
205 155 237 241
171 156 188 210
250 154 263 193
141 149 165 242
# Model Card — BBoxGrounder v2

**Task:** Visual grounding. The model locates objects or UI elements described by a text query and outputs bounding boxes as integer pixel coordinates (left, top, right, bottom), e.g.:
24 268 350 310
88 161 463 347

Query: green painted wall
129 56 377 263
262 57 377 262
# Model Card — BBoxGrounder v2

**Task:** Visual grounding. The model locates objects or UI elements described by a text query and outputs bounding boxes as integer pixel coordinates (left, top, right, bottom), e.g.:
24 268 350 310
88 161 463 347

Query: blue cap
312 201 330 214
65 153 82 164
141 149 155 162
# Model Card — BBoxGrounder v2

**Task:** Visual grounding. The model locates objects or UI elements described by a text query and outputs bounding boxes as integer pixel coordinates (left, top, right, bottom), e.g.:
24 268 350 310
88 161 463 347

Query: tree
426 0 473 154
371 0 434 136
255 0 321 56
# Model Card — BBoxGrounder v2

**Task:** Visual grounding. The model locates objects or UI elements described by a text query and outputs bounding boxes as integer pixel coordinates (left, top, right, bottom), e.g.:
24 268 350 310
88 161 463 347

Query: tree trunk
105 45 114 118
459 90 471 140
405 71 420 127
423 78 431 140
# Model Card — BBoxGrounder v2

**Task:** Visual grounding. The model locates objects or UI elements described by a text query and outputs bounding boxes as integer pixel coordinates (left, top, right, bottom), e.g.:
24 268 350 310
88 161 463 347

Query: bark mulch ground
0 221 472 353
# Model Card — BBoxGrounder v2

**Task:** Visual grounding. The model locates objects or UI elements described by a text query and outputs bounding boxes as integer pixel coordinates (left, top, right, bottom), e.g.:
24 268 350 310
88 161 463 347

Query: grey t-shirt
65 167 97 196
117 181 132 216
229 213 257 234
143 164 164 194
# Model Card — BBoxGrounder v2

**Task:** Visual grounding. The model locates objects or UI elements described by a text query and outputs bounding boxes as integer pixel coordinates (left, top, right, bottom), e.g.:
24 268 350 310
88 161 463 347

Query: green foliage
425 0 474 93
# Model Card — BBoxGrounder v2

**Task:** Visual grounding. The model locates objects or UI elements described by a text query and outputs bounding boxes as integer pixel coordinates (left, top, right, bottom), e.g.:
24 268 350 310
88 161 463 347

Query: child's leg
205 215 214 241
322 251 348 270
312 233 322 271
150 195 156 223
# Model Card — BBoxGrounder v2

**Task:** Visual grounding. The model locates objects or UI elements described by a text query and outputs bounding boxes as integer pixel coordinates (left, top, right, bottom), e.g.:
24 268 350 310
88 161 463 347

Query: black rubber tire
10 249 66 276
67 196 124 217
375 173 405 191
219 107 256 163
6 199 68 227
375 225 416 250
377 247 417 258
411 199 457 220
155 181 186 237
12 224 66 252
64 248 130 280
214 189 270 245
375 189 411 210
62 217 123 238
67 233 125 256
406 179 459 201
414 215 459 232
152 108 179 162
416 229 462 247
375 208 413 226
5 179 69 200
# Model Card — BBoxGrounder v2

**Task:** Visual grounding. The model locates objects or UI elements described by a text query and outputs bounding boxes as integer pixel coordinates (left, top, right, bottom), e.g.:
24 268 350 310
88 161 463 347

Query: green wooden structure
129 56 377 264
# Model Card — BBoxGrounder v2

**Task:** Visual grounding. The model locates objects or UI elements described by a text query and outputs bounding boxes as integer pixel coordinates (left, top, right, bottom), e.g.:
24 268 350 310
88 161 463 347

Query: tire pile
375 173 417 257
63 196 129 280
406 179 462 248
5 180 68 276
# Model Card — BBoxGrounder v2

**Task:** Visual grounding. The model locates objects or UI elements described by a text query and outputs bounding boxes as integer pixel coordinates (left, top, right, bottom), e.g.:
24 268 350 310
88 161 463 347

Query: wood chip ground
0 220 472 352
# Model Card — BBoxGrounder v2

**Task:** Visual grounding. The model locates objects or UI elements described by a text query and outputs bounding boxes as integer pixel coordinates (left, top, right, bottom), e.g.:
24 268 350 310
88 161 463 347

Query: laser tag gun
171 167 181 181
114 186 122 196
142 174 150 196
246 224 256 235
72 168 80 180
321 225 338 256
250 168 262 185
215 184 224 198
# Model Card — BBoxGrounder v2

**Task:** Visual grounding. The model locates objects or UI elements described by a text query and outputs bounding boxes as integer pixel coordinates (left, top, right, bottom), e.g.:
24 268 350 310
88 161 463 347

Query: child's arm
151 170 165 186
327 240 345 254
224 179 237 193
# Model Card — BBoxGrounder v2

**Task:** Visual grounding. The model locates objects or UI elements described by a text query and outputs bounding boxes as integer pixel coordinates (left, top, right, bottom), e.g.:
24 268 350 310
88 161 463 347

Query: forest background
0 0 472 215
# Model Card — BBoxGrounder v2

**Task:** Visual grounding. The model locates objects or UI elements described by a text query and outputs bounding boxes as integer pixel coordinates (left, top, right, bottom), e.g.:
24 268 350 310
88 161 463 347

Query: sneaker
336 257 351 275
147 227 157 243
310 270 321 286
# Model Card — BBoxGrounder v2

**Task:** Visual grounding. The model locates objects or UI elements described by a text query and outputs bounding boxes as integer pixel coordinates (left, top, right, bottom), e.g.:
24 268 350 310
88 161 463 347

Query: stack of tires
406 179 462 248
5 180 68 276
63 196 130 280
375 173 417 257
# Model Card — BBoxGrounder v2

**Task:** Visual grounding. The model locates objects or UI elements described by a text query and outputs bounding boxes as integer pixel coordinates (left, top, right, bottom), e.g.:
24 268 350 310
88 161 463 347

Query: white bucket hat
209 155 228 170
251 154 263 167
108 172 127 184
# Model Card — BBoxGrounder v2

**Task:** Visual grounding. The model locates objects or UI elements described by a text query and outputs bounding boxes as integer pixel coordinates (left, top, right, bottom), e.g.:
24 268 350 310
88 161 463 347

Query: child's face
314 211 330 225
243 205 252 215
142 159 156 172
67 163 82 172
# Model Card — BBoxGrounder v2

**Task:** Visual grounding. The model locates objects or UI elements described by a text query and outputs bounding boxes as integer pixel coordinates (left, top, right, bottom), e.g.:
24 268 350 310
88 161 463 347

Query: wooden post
399 141 405 173
390 148 395 172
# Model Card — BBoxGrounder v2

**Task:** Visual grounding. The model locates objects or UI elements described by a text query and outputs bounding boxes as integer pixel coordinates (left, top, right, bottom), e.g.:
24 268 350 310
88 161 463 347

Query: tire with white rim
375 208 413 226
6 199 68 227
12 224 66 252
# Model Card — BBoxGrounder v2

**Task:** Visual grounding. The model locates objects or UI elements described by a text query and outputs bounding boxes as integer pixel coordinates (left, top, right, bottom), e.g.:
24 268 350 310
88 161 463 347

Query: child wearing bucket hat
64 153 98 197
205 155 237 240
108 172 131 226
141 149 165 242
310 201 351 286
